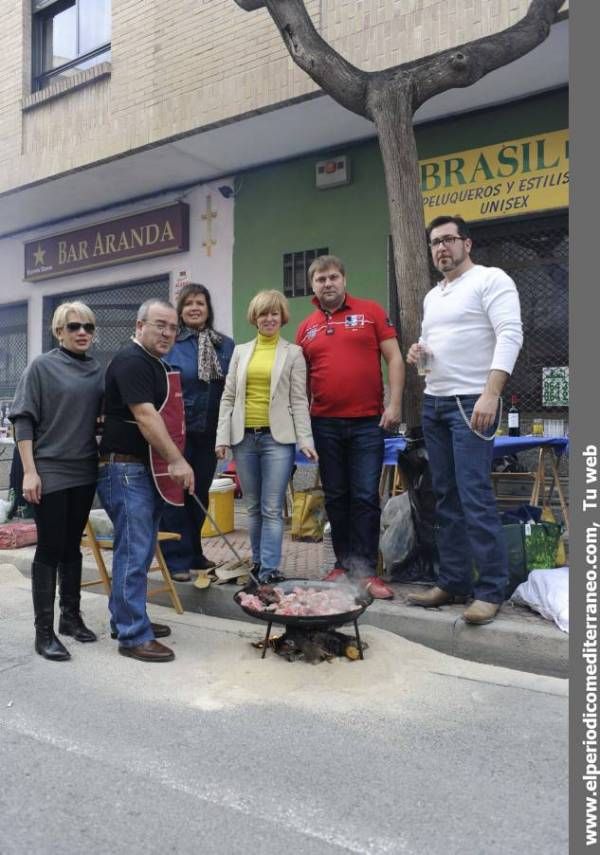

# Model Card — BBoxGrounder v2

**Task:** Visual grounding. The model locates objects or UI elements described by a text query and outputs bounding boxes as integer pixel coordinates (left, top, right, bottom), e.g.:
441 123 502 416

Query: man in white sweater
406 215 523 624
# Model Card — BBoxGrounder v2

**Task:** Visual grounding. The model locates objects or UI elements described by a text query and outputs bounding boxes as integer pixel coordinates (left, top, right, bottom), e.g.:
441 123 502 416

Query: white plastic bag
380 493 415 571
510 566 569 633
0 498 12 525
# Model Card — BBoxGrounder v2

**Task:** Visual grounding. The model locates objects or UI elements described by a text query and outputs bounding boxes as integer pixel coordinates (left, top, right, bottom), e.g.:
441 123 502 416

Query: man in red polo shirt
296 255 405 599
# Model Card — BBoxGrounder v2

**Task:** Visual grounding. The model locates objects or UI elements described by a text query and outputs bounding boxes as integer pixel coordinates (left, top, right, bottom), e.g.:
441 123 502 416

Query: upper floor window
32 0 111 91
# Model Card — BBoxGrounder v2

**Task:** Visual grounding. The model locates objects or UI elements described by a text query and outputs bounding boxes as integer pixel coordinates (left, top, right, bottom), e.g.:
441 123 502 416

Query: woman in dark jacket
10 301 103 661
160 283 234 580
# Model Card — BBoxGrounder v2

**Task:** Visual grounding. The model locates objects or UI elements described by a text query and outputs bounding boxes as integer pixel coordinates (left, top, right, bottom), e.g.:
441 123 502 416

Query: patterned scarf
192 328 223 382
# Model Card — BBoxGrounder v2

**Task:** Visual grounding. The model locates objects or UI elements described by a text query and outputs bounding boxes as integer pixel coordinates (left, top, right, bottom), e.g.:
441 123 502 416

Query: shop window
0 303 28 402
283 247 329 298
43 277 169 371
32 0 111 92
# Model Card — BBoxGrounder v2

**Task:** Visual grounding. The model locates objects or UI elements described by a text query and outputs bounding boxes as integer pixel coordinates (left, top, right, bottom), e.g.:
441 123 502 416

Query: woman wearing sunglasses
10 302 104 661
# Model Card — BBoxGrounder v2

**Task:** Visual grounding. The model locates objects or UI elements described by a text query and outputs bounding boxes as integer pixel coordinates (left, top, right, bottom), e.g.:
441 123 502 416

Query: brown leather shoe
151 622 171 638
406 586 467 607
118 640 175 662
463 600 501 625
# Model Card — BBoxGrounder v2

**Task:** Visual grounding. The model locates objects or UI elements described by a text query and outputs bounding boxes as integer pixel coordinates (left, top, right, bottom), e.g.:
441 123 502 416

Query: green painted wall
232 89 568 341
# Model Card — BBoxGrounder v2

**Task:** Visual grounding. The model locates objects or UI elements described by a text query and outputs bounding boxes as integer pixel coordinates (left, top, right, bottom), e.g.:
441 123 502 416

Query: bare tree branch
234 0 565 119
408 0 565 109
234 0 370 116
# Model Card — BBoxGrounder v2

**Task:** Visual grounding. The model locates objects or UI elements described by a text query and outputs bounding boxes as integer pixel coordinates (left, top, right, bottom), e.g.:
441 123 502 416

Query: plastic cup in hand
416 341 432 376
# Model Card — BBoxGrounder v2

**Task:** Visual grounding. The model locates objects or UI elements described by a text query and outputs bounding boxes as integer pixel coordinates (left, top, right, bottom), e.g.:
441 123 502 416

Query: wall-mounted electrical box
315 155 351 189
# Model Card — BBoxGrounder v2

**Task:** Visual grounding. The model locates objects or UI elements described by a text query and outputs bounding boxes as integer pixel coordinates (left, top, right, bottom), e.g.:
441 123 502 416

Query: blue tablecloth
295 434 569 467
492 435 569 457
381 434 568 465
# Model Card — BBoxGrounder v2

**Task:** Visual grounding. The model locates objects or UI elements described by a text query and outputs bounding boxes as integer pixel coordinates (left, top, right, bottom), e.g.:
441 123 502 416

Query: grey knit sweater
10 348 104 495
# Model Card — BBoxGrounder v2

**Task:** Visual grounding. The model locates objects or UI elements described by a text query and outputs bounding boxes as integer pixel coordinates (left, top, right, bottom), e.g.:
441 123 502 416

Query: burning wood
269 628 367 664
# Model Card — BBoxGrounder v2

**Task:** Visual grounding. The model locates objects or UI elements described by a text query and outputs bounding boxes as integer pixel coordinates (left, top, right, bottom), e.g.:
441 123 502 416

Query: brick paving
201 501 324 581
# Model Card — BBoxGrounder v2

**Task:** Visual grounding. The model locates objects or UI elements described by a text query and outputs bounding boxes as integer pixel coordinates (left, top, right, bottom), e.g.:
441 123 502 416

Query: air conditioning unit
315 155 351 189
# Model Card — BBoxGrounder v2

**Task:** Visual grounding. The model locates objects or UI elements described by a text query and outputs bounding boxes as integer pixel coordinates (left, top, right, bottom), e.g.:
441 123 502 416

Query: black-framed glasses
65 322 95 333
429 235 467 249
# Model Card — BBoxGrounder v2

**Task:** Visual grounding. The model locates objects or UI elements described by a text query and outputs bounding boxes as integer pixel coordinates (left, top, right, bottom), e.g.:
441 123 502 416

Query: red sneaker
361 576 394 599
322 567 347 582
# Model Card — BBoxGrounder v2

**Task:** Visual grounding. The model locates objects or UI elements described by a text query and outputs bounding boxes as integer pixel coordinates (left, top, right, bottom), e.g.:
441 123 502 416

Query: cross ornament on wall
201 194 217 256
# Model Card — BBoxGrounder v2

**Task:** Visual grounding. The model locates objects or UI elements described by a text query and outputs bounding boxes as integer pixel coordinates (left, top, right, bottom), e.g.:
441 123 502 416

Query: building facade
232 89 569 416
0 0 569 421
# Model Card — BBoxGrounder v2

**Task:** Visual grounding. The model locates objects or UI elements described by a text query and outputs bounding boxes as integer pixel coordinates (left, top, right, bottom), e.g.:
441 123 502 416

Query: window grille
469 214 568 418
42 277 170 371
283 247 329 298
0 303 28 400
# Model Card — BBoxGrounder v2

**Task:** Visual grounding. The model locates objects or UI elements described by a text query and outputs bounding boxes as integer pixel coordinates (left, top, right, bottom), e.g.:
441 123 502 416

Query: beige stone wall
0 0 563 196
0 2 26 176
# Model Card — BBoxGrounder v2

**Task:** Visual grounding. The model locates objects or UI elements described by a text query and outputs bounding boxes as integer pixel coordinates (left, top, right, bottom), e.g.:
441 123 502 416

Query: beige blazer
216 337 314 449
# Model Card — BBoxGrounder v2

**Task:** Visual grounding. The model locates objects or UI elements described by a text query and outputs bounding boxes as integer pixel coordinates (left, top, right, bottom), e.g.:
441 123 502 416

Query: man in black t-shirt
97 299 194 663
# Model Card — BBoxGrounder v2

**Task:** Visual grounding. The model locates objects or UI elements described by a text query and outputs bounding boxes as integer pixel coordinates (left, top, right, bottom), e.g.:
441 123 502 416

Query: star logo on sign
32 244 46 266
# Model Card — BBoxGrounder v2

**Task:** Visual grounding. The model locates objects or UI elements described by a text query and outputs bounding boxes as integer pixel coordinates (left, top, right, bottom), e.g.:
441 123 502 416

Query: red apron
149 368 186 506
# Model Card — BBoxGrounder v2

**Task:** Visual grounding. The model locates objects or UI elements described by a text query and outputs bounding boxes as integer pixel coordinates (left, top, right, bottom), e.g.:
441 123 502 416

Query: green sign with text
542 366 569 407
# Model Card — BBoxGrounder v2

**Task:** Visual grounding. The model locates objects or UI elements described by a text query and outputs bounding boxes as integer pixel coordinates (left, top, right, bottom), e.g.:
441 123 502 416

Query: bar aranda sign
24 202 189 281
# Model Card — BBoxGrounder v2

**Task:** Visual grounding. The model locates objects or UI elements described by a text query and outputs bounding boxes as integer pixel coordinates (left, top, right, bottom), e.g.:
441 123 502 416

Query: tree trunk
370 85 431 428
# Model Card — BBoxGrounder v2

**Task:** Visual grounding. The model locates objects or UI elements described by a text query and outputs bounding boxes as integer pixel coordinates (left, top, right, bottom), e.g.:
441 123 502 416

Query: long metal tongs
189 491 261 587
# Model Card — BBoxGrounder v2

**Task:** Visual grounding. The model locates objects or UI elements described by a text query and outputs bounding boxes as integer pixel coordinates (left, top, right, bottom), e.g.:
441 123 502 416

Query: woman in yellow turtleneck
216 291 317 583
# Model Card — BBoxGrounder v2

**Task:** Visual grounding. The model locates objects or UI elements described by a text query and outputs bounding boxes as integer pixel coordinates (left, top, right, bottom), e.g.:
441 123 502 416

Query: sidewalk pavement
1 500 568 679
0 562 568 855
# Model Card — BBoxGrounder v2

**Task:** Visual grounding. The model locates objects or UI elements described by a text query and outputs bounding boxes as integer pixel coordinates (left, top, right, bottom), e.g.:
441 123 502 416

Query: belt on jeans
98 453 147 465
245 426 270 434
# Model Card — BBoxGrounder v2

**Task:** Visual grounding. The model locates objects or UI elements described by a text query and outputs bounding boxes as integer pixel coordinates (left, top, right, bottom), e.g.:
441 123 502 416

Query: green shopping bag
523 520 563 570
475 520 563 598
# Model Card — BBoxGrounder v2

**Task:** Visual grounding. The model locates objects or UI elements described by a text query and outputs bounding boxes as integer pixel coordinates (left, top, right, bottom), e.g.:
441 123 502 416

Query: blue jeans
311 416 384 577
233 430 295 579
422 394 508 603
96 463 164 646
160 432 217 574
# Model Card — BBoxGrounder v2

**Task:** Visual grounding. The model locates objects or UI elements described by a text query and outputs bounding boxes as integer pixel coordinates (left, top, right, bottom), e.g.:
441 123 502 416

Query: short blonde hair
247 290 290 326
51 301 96 339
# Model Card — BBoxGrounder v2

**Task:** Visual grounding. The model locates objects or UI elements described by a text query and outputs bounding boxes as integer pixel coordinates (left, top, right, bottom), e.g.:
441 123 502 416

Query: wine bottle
508 394 520 437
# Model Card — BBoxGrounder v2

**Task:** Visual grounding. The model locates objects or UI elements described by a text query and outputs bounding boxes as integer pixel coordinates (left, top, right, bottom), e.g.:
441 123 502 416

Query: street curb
3 552 568 678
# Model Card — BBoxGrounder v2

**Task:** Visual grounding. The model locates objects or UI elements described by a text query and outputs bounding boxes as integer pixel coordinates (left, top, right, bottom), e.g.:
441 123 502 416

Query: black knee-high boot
58 556 97 642
31 561 70 661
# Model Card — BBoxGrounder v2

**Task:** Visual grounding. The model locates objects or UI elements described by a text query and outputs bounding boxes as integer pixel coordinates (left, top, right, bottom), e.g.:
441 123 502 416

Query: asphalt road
0 564 567 855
